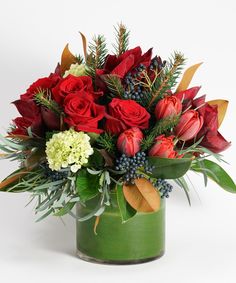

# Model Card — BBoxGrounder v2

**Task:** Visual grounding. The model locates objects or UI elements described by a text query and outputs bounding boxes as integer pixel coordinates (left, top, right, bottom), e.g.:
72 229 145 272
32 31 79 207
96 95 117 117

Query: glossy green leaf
148 157 192 179
76 169 100 201
86 149 104 168
116 184 136 223
191 159 236 193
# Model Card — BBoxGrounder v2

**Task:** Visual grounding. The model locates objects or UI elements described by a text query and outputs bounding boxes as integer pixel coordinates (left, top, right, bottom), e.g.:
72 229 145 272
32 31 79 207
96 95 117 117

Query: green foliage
86 35 108 82
141 115 180 151
148 157 192 179
113 23 130 56
102 74 125 98
191 159 236 193
97 132 117 154
173 176 191 206
75 54 84 64
34 90 62 115
147 52 185 109
116 183 136 223
87 149 104 169
151 115 180 137
76 169 100 202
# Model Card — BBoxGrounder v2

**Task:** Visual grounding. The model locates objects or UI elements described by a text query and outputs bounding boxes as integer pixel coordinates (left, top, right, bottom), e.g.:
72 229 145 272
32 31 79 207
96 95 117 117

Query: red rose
21 73 61 101
63 91 105 134
155 96 182 120
105 98 150 135
117 127 143 157
175 110 203 141
149 135 177 158
52 75 102 105
11 100 43 136
103 46 152 78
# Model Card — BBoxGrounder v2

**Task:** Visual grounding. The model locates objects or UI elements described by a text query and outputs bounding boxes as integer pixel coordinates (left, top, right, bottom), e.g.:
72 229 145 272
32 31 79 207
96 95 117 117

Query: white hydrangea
63 63 86 78
46 129 93 173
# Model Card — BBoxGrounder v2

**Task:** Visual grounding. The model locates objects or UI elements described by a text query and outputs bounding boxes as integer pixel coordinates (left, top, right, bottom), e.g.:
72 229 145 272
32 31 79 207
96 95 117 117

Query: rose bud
155 96 182 120
149 135 177 158
117 127 143 157
175 110 203 141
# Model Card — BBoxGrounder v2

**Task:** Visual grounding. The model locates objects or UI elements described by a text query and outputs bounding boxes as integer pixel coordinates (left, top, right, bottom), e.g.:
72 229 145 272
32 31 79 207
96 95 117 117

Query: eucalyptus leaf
191 159 236 193
54 202 75 217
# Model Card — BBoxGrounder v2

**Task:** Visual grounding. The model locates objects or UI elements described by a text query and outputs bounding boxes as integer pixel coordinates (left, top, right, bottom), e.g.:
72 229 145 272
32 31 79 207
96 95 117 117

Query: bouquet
0 23 235 226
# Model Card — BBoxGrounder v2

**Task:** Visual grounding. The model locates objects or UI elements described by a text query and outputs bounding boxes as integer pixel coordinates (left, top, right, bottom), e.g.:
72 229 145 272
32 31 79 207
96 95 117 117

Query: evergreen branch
34 90 63 115
97 133 117 154
113 23 130 56
75 54 84 64
102 74 125 98
86 35 108 81
150 115 180 137
141 115 180 151
148 52 185 109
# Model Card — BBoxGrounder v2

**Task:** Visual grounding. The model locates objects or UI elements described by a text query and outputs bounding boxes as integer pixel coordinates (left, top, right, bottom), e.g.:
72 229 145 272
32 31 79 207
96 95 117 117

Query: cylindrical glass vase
76 194 165 264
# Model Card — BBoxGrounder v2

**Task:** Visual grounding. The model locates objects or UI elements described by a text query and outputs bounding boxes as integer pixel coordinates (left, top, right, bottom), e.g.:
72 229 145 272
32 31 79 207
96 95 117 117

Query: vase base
76 249 165 265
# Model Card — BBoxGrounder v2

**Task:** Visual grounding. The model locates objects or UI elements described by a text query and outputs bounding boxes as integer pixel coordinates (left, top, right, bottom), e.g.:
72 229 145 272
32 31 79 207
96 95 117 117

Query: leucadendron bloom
63 63 87 78
46 129 93 173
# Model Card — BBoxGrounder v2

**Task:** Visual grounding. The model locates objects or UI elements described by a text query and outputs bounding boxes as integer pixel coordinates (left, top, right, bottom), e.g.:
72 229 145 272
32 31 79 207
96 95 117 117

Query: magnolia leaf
123 178 161 213
25 148 46 169
93 216 100 235
60 43 77 75
5 135 31 140
176 62 202 93
0 168 31 190
79 32 87 61
207 99 228 128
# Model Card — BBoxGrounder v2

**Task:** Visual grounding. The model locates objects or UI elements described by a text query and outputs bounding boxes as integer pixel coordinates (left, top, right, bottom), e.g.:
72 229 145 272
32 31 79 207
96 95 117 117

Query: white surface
0 0 236 282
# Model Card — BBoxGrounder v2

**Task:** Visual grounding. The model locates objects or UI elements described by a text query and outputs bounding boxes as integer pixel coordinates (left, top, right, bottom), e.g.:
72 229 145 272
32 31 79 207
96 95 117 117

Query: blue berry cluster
155 179 173 198
115 152 154 184
149 56 166 71
123 64 147 100
41 163 68 181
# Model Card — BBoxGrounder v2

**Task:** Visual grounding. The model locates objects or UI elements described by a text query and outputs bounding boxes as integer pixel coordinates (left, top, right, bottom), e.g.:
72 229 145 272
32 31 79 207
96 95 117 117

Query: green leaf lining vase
76 193 165 264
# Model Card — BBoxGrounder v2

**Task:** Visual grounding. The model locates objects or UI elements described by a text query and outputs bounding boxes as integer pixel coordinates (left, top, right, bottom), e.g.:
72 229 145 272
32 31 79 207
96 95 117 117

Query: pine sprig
97 133 117 154
86 35 108 80
141 115 180 151
148 52 185 109
34 90 63 115
113 23 130 56
102 74 125 98
151 115 180 137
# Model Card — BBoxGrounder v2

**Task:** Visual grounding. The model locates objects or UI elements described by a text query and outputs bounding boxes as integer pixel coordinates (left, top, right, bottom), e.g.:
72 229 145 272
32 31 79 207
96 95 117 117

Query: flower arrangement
0 23 235 227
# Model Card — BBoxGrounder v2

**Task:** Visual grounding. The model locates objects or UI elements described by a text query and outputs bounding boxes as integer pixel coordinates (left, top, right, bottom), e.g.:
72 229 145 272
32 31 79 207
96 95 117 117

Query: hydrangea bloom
46 129 93 172
63 63 86 78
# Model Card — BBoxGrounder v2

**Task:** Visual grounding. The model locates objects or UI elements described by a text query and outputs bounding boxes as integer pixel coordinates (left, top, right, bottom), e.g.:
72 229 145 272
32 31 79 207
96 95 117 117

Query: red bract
196 103 230 153
175 110 203 141
105 98 150 135
63 91 105 134
103 46 152 78
117 127 143 157
11 100 43 136
155 96 182 120
21 73 61 101
52 75 103 105
149 135 177 158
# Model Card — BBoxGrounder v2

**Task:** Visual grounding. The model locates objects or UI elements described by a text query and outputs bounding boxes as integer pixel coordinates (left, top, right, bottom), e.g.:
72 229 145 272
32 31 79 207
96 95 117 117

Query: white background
0 0 236 282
